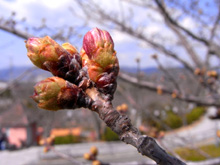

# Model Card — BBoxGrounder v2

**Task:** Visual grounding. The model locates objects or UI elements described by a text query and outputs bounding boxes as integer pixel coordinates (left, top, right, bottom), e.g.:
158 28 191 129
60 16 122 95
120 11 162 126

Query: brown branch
154 0 208 45
205 3 220 65
0 67 36 95
153 57 183 94
156 3 202 67
117 85 172 131
0 24 31 39
86 87 186 165
154 0 220 57
76 0 194 73
119 72 220 107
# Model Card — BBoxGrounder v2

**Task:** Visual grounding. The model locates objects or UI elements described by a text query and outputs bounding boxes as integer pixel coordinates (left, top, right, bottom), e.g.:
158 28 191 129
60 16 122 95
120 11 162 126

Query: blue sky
0 0 217 70
0 0 176 70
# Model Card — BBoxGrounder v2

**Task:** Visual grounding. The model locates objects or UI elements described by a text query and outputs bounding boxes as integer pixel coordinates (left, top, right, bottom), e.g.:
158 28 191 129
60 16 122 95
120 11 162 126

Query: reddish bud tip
81 28 119 91
83 28 114 59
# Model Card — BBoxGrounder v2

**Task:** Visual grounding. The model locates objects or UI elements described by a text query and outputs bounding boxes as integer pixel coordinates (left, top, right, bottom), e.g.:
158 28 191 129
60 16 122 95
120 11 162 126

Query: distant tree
76 0 220 108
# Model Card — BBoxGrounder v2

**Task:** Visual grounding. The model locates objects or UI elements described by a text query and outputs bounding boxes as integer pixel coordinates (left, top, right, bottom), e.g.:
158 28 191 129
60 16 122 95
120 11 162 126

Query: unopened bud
171 92 177 99
83 27 114 59
92 160 101 165
116 105 122 112
217 130 220 138
151 54 158 60
26 36 69 70
157 86 163 95
43 146 50 153
194 68 201 75
90 146 98 156
32 77 92 110
83 153 91 160
121 103 128 111
39 139 46 146
207 70 218 79
32 77 66 110
62 42 78 55
81 28 119 97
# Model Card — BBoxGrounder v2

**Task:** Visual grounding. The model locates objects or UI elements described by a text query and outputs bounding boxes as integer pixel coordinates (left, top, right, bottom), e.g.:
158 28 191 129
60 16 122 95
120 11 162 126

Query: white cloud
111 30 134 44
180 17 197 30
0 0 209 70
0 0 75 27
40 0 71 9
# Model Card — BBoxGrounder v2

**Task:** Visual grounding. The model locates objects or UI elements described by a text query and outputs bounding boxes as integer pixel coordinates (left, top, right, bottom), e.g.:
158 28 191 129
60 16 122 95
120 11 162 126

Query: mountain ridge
0 65 160 81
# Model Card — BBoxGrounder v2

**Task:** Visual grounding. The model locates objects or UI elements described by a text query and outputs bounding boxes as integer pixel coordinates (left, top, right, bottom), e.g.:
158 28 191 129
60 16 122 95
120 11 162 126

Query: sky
0 0 175 70
0 0 218 70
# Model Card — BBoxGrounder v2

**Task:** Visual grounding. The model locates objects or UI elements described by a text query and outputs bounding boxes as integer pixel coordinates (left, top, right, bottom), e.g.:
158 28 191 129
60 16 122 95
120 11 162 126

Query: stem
86 87 186 165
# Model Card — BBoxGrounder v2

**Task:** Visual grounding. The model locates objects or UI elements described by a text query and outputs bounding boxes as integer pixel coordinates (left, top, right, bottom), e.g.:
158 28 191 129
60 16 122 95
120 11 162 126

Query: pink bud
83 28 114 59
81 28 119 97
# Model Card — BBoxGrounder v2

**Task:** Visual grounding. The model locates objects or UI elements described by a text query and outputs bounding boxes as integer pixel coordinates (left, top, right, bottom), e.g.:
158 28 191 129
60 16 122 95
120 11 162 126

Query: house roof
50 127 81 137
0 102 29 127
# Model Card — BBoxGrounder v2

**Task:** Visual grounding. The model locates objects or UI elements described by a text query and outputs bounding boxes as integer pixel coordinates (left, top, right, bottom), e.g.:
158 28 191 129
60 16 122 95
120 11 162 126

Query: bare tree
75 0 220 109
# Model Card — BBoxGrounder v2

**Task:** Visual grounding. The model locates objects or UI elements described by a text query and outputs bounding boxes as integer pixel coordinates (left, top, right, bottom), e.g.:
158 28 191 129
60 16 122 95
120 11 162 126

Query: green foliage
150 107 205 130
176 144 220 161
0 89 11 97
186 107 205 124
163 111 182 129
54 134 80 145
101 127 119 141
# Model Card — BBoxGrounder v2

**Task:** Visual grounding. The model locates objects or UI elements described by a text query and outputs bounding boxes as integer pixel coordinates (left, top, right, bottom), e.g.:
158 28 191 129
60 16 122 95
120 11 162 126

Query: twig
85 87 186 165
119 72 220 106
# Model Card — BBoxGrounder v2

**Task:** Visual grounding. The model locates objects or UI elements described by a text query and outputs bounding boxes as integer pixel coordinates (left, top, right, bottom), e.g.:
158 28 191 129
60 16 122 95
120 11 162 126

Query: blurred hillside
0 66 160 81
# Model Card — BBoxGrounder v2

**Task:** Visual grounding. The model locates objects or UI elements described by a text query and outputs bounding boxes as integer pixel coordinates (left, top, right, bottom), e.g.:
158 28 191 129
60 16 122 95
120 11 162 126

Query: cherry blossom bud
26 37 85 85
92 160 101 165
62 42 78 55
157 86 163 95
207 70 218 79
26 36 70 70
83 153 91 160
83 27 114 59
90 146 98 156
32 77 92 110
81 28 119 97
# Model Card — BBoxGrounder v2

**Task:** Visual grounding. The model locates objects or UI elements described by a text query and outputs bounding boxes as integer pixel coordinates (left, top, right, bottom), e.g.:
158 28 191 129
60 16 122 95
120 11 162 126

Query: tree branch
154 0 220 57
119 72 220 106
154 0 208 45
76 0 194 73
0 24 32 39
86 87 186 165
156 2 202 67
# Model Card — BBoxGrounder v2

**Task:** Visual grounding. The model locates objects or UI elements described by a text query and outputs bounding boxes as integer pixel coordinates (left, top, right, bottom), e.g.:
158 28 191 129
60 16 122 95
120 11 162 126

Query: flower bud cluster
26 36 86 86
26 28 119 110
83 146 101 165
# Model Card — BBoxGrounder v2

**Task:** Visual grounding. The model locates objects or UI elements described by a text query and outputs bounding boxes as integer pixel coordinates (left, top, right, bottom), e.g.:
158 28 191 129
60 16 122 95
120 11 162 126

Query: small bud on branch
26 36 87 86
26 36 69 70
32 77 92 110
81 28 119 98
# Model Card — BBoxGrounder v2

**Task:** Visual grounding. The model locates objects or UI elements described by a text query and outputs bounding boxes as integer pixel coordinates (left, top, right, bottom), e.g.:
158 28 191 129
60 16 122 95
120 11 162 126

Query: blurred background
1 0 220 164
